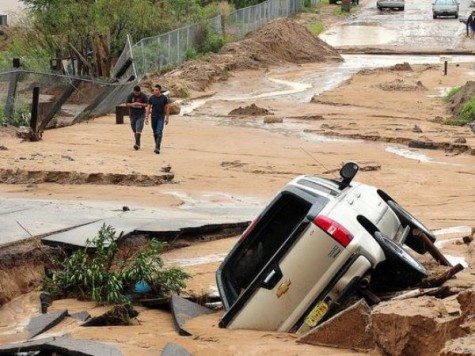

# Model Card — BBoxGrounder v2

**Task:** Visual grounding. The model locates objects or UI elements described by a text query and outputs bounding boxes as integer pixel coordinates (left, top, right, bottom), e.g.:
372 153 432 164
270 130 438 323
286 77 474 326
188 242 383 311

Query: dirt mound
228 104 272 116
378 79 427 91
359 62 413 76
155 18 342 98
448 81 475 115
242 17 342 64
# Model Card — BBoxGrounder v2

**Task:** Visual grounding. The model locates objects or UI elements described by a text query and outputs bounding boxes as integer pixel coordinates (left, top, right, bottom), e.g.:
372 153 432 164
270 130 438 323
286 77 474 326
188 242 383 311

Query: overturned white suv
216 162 435 334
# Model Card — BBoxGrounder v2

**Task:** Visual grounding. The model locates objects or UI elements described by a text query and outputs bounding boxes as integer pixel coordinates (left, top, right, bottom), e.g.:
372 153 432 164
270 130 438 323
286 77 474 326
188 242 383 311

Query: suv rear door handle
261 266 283 290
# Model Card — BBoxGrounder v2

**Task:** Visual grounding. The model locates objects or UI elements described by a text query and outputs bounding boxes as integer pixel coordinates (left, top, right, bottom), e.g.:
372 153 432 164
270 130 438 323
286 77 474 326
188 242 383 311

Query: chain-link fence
111 0 313 82
1 0 319 127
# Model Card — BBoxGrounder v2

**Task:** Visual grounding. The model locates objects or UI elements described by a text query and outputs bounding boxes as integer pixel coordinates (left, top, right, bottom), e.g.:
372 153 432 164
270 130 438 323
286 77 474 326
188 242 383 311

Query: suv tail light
239 217 260 241
313 215 353 247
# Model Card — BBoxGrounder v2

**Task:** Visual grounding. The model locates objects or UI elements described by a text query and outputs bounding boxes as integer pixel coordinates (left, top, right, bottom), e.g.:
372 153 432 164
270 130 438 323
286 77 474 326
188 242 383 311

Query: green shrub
0 107 30 127
198 24 225 54
42 224 191 305
445 86 463 101
185 47 198 61
444 96 475 126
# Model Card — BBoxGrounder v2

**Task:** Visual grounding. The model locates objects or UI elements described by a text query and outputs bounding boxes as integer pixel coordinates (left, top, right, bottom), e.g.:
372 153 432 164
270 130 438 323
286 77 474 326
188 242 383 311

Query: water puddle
385 145 433 162
445 255 468 268
180 54 475 112
321 25 397 47
433 226 473 236
166 253 227 267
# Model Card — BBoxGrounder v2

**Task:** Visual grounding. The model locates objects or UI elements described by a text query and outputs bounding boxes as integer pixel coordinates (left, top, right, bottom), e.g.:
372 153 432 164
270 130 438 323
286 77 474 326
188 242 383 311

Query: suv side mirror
339 161 359 188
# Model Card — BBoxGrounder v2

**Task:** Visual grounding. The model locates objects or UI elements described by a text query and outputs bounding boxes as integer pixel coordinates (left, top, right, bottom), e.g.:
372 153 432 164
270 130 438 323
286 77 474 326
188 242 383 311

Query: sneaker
134 144 140 150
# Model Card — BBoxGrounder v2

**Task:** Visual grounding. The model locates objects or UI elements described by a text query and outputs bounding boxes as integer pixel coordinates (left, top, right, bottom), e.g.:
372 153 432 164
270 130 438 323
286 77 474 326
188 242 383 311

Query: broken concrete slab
26 309 68 338
371 297 466 356
170 295 216 336
42 216 158 247
0 198 102 245
297 299 375 352
0 335 123 356
71 310 91 322
1 196 261 248
161 342 192 356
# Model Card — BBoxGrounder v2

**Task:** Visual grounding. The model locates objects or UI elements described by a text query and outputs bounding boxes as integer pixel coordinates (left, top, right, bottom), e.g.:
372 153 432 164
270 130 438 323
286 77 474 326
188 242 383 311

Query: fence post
4 58 22 118
30 86 40 140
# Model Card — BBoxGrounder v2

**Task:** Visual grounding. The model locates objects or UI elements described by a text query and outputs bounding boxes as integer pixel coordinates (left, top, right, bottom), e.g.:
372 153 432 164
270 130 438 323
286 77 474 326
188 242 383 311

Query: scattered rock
169 102 181 115
467 122 475 134
0 145 7 150
454 137 467 144
413 124 423 133
16 126 33 140
160 165 172 173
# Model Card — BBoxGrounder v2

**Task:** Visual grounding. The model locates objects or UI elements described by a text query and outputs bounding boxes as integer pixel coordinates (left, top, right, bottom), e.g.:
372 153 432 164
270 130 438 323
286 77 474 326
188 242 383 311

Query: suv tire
373 231 428 286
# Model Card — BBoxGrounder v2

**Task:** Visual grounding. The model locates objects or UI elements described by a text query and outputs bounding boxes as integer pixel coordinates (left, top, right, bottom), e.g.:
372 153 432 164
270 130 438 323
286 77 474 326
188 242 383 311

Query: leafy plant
197 24 225 54
42 224 191 305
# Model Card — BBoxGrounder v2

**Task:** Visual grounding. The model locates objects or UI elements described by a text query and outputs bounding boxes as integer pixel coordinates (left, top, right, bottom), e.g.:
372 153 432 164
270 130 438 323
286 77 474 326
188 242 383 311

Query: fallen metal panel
170 295 215 336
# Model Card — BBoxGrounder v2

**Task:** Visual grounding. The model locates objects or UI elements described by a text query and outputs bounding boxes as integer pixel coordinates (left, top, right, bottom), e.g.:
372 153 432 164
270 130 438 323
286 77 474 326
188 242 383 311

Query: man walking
125 85 148 150
146 84 170 154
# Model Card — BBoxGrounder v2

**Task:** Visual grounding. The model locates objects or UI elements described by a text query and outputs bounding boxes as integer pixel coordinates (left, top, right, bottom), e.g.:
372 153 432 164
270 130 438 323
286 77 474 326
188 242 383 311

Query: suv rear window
220 191 316 306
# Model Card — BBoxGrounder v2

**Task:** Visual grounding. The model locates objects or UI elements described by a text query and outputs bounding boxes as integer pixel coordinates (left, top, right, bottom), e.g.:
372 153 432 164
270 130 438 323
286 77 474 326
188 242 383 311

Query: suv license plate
304 301 329 327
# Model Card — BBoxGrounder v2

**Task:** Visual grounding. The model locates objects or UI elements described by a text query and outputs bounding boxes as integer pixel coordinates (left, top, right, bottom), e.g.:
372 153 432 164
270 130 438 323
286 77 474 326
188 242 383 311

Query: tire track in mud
0 169 174 186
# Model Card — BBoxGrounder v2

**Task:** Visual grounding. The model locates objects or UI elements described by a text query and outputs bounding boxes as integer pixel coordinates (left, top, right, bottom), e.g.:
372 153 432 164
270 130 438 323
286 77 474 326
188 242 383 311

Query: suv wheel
373 231 428 286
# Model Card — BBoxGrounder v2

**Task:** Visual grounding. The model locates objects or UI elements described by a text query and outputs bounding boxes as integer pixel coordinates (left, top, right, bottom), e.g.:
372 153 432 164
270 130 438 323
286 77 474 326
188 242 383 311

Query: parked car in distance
216 162 435 334
377 0 405 11
432 0 459 19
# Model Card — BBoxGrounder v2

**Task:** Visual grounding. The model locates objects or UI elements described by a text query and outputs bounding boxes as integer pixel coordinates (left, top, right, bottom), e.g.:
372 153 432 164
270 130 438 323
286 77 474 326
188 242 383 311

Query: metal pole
30 86 40 140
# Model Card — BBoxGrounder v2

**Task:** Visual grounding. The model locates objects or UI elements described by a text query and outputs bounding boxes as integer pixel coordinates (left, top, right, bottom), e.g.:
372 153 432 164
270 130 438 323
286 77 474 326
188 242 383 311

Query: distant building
0 14 7 26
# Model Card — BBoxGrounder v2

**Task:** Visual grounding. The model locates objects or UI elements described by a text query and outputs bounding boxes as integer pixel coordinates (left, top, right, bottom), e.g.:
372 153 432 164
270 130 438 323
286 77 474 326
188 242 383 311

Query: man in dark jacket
125 85 148 150
146 84 170 154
